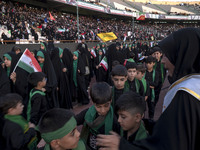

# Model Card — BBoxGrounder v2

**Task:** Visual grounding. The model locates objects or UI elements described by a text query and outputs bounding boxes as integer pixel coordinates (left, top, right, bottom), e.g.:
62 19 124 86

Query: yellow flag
97 32 117 42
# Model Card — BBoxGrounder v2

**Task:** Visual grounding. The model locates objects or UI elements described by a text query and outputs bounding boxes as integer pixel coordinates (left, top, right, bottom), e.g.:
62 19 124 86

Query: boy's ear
50 139 60 149
135 113 143 123
7 108 14 114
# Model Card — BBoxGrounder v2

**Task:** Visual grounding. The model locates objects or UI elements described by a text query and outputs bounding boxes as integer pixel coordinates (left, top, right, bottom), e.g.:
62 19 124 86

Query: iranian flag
136 12 145 20
13 49 42 73
100 56 108 71
91 48 96 58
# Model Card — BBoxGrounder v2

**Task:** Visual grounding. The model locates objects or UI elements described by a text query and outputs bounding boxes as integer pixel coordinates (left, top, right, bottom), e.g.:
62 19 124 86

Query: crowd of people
1 0 199 44
0 1 200 150
1 27 200 150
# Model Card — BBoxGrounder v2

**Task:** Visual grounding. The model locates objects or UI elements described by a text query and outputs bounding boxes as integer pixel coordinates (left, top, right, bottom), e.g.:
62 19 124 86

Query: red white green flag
100 56 108 71
90 48 96 58
136 12 145 20
13 49 42 73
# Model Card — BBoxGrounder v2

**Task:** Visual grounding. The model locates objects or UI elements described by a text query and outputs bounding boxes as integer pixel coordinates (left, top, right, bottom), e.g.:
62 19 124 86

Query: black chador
94 50 107 82
36 50 58 109
51 48 73 109
71 51 89 105
0 64 10 97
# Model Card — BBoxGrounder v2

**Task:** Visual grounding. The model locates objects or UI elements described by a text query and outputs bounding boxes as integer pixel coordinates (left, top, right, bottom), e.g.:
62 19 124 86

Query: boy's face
39 77 47 87
54 127 80 150
118 110 141 132
37 56 45 64
41 44 45 50
94 101 111 116
112 75 127 90
152 51 162 61
136 71 144 80
146 62 155 70
127 68 137 81
9 102 24 115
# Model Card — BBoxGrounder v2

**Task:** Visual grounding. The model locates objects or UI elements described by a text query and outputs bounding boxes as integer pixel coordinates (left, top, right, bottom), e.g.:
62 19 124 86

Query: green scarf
127 58 135 63
81 105 114 144
144 69 155 102
4 115 37 150
41 42 46 51
111 84 129 107
73 51 79 87
6 67 10 77
42 117 77 150
135 122 148 141
58 47 63 62
73 140 86 150
125 79 140 93
3 53 12 61
27 89 46 122
141 77 147 94
39 63 44 69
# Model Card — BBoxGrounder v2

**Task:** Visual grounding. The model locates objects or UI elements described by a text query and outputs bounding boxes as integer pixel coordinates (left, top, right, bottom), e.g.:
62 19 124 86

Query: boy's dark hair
125 62 137 70
112 60 120 68
136 64 146 74
111 65 127 77
129 52 135 59
0 93 23 114
28 72 46 87
90 82 112 104
38 108 74 133
151 46 162 54
115 91 146 115
145 56 156 64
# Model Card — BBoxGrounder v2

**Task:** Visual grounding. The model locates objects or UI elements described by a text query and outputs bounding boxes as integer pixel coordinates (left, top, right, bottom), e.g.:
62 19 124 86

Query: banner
97 32 117 42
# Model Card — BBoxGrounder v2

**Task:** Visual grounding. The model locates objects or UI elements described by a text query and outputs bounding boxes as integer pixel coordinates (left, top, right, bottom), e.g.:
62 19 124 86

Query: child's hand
41 88 46 92
29 122 35 128
62 68 67 72
150 86 154 89
78 69 80 73
97 131 120 150
37 139 46 148
10 72 16 83
96 66 99 69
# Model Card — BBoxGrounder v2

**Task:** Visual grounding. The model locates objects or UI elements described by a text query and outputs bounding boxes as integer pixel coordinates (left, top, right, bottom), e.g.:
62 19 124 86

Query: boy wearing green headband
38 108 85 150
0 93 37 150
75 82 120 150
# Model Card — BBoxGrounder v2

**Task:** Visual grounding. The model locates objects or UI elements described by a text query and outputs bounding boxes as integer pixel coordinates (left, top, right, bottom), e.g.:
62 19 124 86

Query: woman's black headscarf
158 28 200 84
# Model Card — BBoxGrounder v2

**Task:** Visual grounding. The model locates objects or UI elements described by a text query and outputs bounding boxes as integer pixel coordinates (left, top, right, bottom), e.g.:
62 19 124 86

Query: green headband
96 44 100 47
3 54 12 61
37 51 44 58
73 51 79 57
129 45 132 48
41 117 77 143
41 42 46 51
58 48 63 56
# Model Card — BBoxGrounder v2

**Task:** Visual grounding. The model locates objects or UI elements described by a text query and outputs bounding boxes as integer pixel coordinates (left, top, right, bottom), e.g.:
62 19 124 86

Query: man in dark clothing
96 28 200 150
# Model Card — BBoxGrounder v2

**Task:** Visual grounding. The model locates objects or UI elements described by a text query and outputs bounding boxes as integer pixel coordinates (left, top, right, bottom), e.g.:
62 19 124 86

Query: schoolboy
144 56 159 120
111 64 129 107
0 93 37 150
136 64 150 101
151 46 166 105
75 82 120 150
37 108 85 150
116 91 148 143
27 72 48 125
107 60 120 86
125 62 144 97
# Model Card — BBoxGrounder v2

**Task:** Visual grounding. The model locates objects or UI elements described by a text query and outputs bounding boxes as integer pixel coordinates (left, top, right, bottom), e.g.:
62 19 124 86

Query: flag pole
12 48 27 73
